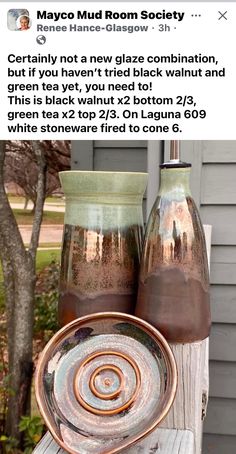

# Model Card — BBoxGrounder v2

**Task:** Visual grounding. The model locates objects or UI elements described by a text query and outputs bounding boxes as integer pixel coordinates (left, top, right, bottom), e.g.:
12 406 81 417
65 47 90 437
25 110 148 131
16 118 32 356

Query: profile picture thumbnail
7 9 32 31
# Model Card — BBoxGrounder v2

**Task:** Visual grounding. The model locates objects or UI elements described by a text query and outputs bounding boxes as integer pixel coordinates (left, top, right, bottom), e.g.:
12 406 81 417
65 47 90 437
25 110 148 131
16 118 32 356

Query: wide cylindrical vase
59 171 148 326
135 161 211 343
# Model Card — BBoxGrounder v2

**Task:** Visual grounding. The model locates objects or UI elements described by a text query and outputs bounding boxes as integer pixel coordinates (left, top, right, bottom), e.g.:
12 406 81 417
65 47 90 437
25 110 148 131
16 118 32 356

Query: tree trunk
0 141 46 441
0 259 35 439
6 258 35 437
0 237 15 374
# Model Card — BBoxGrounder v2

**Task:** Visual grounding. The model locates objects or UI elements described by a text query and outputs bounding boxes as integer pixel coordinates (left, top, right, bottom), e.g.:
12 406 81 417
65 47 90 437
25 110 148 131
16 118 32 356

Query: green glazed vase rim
59 170 148 176
59 170 148 199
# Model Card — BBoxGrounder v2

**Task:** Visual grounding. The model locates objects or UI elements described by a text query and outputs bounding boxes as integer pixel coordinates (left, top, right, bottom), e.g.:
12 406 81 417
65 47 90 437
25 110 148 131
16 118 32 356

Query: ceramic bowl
35 312 177 454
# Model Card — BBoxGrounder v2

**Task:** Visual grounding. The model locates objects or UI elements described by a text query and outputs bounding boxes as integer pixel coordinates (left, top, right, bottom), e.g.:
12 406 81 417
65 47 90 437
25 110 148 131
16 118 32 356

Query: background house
71 140 236 454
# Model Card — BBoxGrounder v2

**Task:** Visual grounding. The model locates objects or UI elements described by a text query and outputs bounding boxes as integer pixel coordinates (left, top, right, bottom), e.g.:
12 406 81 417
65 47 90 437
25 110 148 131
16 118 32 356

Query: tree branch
0 142 26 262
28 141 46 261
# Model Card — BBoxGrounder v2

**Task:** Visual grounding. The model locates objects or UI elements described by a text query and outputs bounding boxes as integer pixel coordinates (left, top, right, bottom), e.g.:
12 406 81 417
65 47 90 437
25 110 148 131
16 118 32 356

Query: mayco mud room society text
37 10 185 21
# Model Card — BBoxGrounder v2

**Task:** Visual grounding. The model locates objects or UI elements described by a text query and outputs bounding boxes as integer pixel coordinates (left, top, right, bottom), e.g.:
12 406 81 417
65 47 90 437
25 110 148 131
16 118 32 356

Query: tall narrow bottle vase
135 158 211 343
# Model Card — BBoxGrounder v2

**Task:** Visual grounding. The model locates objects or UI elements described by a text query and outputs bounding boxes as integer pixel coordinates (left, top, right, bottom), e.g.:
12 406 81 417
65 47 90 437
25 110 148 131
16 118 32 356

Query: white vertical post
160 225 212 454
201 225 212 422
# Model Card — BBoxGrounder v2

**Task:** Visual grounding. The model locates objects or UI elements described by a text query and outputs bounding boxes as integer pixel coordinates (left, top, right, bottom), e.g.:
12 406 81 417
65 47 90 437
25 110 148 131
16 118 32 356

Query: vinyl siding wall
71 140 148 217
171 141 236 454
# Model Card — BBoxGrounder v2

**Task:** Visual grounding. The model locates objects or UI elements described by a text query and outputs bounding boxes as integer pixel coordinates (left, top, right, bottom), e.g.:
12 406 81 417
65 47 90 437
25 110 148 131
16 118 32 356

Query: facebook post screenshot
0 3 235 138
0 2 235 454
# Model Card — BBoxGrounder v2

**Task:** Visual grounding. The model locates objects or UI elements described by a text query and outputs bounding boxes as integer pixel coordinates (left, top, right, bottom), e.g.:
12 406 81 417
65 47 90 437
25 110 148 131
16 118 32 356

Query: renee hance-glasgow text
36 23 150 33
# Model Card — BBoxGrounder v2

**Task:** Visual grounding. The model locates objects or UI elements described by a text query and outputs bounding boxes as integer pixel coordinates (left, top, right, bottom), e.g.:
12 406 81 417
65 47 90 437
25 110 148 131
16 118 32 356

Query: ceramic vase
58 171 148 326
135 161 211 343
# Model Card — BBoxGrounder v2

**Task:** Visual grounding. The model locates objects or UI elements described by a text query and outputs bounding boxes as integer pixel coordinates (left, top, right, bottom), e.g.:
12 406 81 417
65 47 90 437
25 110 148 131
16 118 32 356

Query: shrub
19 416 44 454
34 260 60 340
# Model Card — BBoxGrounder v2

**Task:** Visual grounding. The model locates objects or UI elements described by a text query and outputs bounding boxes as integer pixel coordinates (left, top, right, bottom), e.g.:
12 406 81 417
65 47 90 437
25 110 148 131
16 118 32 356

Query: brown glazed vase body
58 171 148 326
135 163 211 343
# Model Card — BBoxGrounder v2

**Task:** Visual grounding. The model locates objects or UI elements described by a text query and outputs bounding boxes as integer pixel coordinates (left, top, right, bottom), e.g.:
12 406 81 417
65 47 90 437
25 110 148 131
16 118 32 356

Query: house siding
176 141 236 453
71 140 148 217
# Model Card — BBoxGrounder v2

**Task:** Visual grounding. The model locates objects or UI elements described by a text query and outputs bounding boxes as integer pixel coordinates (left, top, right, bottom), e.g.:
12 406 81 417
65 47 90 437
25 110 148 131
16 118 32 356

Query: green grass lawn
8 195 25 203
13 209 64 225
32 243 61 249
8 195 64 205
45 196 65 205
36 249 61 272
